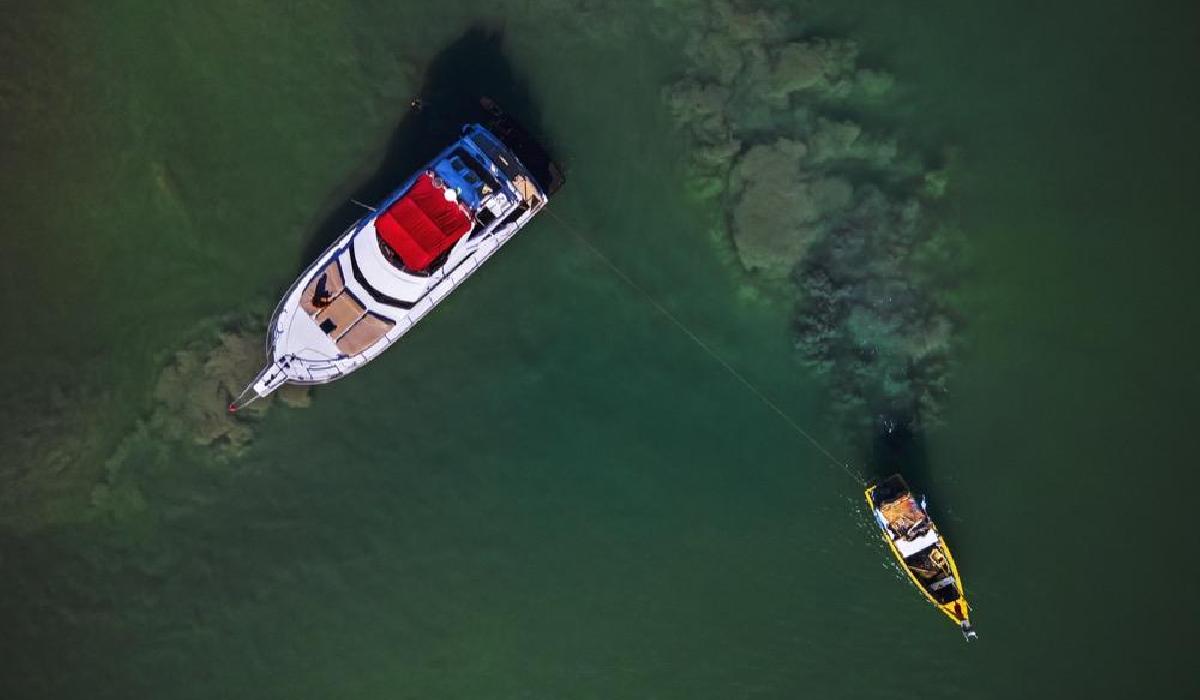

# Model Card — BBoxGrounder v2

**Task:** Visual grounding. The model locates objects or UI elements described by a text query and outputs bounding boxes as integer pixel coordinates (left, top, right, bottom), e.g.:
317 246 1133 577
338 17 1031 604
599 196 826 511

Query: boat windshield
449 148 501 193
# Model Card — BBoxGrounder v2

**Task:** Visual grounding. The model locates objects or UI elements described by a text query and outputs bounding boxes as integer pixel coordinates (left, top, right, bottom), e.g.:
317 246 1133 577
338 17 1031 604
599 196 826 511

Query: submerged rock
767 38 860 99
149 316 310 457
278 383 312 409
1 314 312 531
727 141 854 275
87 316 311 524
663 79 733 145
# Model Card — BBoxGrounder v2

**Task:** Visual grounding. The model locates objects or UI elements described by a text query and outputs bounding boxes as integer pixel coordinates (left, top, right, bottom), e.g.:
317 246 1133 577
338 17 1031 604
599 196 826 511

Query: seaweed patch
1 315 311 531
663 0 966 433
87 315 312 524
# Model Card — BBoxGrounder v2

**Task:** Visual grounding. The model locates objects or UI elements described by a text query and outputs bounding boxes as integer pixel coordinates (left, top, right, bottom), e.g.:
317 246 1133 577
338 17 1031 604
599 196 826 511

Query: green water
2 1 1198 697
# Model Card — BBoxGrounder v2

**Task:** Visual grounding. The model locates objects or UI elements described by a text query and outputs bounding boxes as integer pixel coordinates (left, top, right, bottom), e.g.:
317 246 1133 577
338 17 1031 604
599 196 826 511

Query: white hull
252 207 535 396
234 119 557 408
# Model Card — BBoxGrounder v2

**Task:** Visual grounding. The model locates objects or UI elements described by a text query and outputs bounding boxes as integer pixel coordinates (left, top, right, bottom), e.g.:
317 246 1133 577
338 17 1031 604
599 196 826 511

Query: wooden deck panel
315 289 365 338
336 313 395 355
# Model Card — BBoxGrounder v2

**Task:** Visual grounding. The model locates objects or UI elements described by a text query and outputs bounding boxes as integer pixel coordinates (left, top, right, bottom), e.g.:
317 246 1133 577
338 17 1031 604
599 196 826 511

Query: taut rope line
549 210 867 487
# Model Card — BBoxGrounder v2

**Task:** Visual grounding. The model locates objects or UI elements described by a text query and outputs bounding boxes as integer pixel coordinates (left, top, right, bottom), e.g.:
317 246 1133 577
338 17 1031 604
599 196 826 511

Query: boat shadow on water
296 25 557 270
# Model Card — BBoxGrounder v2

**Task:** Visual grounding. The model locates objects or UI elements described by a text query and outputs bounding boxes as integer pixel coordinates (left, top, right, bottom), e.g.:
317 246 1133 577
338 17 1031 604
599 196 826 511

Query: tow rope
548 209 868 488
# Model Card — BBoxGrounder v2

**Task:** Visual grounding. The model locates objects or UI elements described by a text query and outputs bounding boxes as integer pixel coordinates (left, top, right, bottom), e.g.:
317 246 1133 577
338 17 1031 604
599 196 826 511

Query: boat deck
300 259 395 356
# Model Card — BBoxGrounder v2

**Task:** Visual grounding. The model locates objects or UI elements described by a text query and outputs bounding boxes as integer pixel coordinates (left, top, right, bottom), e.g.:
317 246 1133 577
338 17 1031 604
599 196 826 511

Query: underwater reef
149 317 310 454
661 0 965 434
1 315 309 531
90 314 311 525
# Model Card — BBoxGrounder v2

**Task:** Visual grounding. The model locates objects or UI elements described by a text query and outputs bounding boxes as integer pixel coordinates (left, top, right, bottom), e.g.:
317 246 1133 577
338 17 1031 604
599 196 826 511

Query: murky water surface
1 1 1197 697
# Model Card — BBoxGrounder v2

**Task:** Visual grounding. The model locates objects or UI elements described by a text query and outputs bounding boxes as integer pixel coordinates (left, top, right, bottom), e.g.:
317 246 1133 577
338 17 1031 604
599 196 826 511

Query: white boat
231 100 563 410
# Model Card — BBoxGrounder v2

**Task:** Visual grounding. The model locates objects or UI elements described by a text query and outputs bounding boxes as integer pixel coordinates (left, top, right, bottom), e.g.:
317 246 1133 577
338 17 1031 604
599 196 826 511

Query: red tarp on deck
375 172 472 271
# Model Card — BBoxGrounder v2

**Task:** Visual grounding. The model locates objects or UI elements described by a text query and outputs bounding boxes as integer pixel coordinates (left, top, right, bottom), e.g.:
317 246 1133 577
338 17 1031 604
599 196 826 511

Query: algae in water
3 315 310 531
662 0 966 433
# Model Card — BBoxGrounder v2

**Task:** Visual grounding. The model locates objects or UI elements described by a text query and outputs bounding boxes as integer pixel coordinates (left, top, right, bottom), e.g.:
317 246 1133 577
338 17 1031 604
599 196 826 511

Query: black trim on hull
347 241 416 310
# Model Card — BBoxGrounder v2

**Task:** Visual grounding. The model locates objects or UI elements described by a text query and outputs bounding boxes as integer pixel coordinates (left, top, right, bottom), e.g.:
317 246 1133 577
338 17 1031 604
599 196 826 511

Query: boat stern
960 619 979 641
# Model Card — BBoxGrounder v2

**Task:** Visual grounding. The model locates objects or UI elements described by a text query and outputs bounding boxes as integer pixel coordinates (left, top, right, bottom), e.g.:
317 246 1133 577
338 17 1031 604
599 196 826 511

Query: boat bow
228 360 290 412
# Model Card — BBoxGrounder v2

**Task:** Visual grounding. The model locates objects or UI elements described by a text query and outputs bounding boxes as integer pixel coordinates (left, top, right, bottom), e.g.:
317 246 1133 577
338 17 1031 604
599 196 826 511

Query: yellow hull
865 479 972 630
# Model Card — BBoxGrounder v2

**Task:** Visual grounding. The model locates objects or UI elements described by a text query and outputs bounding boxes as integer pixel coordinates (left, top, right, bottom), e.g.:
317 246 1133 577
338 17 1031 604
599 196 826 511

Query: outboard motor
960 620 979 642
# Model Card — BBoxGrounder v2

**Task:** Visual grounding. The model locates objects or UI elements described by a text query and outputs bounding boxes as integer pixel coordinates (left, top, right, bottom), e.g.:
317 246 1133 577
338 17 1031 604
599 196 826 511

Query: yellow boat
865 474 977 640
